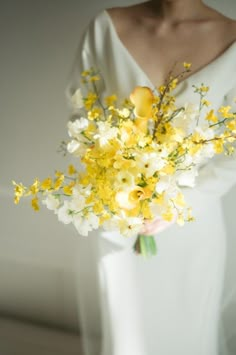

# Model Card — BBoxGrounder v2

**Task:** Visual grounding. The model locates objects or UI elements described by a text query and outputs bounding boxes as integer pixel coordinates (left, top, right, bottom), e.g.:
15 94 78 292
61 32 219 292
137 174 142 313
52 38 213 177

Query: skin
107 0 236 235
107 0 236 87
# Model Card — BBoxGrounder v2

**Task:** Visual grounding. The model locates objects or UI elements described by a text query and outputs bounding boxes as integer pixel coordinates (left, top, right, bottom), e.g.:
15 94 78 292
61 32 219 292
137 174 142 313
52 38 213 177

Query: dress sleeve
65 12 105 107
194 86 236 197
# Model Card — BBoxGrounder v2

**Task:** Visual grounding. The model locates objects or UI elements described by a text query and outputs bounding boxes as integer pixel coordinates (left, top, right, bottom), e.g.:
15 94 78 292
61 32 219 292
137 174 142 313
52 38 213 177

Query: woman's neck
147 0 209 24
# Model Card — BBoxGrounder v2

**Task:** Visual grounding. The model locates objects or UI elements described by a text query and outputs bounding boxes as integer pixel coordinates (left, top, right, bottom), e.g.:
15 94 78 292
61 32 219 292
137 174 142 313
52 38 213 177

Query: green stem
133 234 157 257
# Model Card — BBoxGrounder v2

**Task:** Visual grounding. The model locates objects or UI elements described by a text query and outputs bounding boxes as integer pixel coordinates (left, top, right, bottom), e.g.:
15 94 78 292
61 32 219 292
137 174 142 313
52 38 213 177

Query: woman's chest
118 26 234 87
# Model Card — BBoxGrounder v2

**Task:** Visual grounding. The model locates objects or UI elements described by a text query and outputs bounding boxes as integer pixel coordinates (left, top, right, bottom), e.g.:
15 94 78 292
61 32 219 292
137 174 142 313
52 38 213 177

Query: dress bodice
68 10 236 112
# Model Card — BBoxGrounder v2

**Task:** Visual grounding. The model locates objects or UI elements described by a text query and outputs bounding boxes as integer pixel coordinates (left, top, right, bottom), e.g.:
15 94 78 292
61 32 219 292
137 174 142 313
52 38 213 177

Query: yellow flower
84 92 98 110
89 75 100 82
29 178 40 195
201 99 211 107
213 139 224 153
206 109 218 123
130 86 154 118
169 78 178 90
12 181 26 204
176 213 185 226
226 119 236 131
63 181 75 196
41 177 53 190
141 200 153 220
186 207 195 222
199 85 209 93
105 94 117 107
54 175 64 190
81 70 91 77
153 193 165 205
31 196 40 211
172 192 186 208
218 106 234 118
129 187 146 203
162 206 174 221
88 107 103 120
68 164 77 175
183 62 192 70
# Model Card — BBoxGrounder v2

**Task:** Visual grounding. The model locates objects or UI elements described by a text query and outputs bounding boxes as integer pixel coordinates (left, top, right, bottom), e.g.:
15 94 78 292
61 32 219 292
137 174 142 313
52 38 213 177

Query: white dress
67 10 236 355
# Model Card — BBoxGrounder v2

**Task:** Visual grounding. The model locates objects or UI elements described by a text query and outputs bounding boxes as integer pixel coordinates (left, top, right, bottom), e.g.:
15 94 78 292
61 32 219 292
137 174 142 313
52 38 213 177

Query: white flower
67 139 87 157
67 118 89 138
73 212 99 236
70 194 86 212
136 152 166 178
118 215 143 237
42 194 60 212
72 184 92 198
173 103 198 133
70 88 84 109
57 201 74 224
94 121 118 146
114 171 135 189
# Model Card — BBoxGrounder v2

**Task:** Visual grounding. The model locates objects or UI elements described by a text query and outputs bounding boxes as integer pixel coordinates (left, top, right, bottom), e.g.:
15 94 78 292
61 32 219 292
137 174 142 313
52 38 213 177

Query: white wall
0 0 236 348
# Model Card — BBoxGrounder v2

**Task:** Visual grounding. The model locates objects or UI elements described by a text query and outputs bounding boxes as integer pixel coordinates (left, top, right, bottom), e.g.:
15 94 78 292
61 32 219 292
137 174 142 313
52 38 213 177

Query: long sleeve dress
67 10 236 355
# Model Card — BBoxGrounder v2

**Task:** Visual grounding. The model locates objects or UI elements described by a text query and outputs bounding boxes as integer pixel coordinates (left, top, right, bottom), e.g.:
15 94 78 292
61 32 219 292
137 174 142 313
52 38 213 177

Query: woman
67 1 236 354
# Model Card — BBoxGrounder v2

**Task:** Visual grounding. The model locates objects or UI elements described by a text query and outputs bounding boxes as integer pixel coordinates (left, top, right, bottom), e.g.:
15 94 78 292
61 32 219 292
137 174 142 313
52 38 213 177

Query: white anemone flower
73 212 100 236
94 121 118 146
67 139 87 157
118 216 143 237
115 171 135 189
67 118 89 138
57 201 74 224
70 194 86 212
42 194 60 212
136 152 166 177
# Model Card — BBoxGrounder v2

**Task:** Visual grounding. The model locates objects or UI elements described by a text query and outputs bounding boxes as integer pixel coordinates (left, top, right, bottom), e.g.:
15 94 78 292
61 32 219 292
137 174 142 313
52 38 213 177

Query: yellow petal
130 86 154 118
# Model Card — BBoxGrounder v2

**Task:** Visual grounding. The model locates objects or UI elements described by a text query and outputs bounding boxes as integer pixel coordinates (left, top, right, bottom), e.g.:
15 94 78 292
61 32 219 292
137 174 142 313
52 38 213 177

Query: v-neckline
103 9 236 89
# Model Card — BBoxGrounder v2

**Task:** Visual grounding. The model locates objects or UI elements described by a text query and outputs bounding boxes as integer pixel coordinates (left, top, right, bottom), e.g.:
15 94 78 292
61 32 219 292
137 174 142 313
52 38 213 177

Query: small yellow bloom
84 92 98 110
201 99 211 107
206 109 218 123
12 181 26 204
88 107 103 120
105 94 117 107
176 213 185 226
68 164 77 175
183 62 192 70
31 196 40 211
162 206 174 221
63 182 75 196
173 192 186 208
226 119 236 131
89 75 100 82
41 177 53 190
213 139 224 154
200 85 209 93
54 175 64 190
218 106 234 118
81 70 91 77
29 178 40 195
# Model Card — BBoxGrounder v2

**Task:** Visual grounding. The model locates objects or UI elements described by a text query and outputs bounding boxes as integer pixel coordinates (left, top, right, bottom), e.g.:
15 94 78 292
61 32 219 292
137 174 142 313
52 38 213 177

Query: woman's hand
140 215 176 236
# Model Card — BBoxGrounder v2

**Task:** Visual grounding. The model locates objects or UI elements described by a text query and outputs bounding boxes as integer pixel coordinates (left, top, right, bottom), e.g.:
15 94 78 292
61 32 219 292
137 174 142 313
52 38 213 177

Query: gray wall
0 0 235 341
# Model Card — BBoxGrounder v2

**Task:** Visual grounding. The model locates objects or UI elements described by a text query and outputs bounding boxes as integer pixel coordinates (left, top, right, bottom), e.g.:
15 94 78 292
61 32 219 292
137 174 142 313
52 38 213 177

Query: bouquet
13 65 236 257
